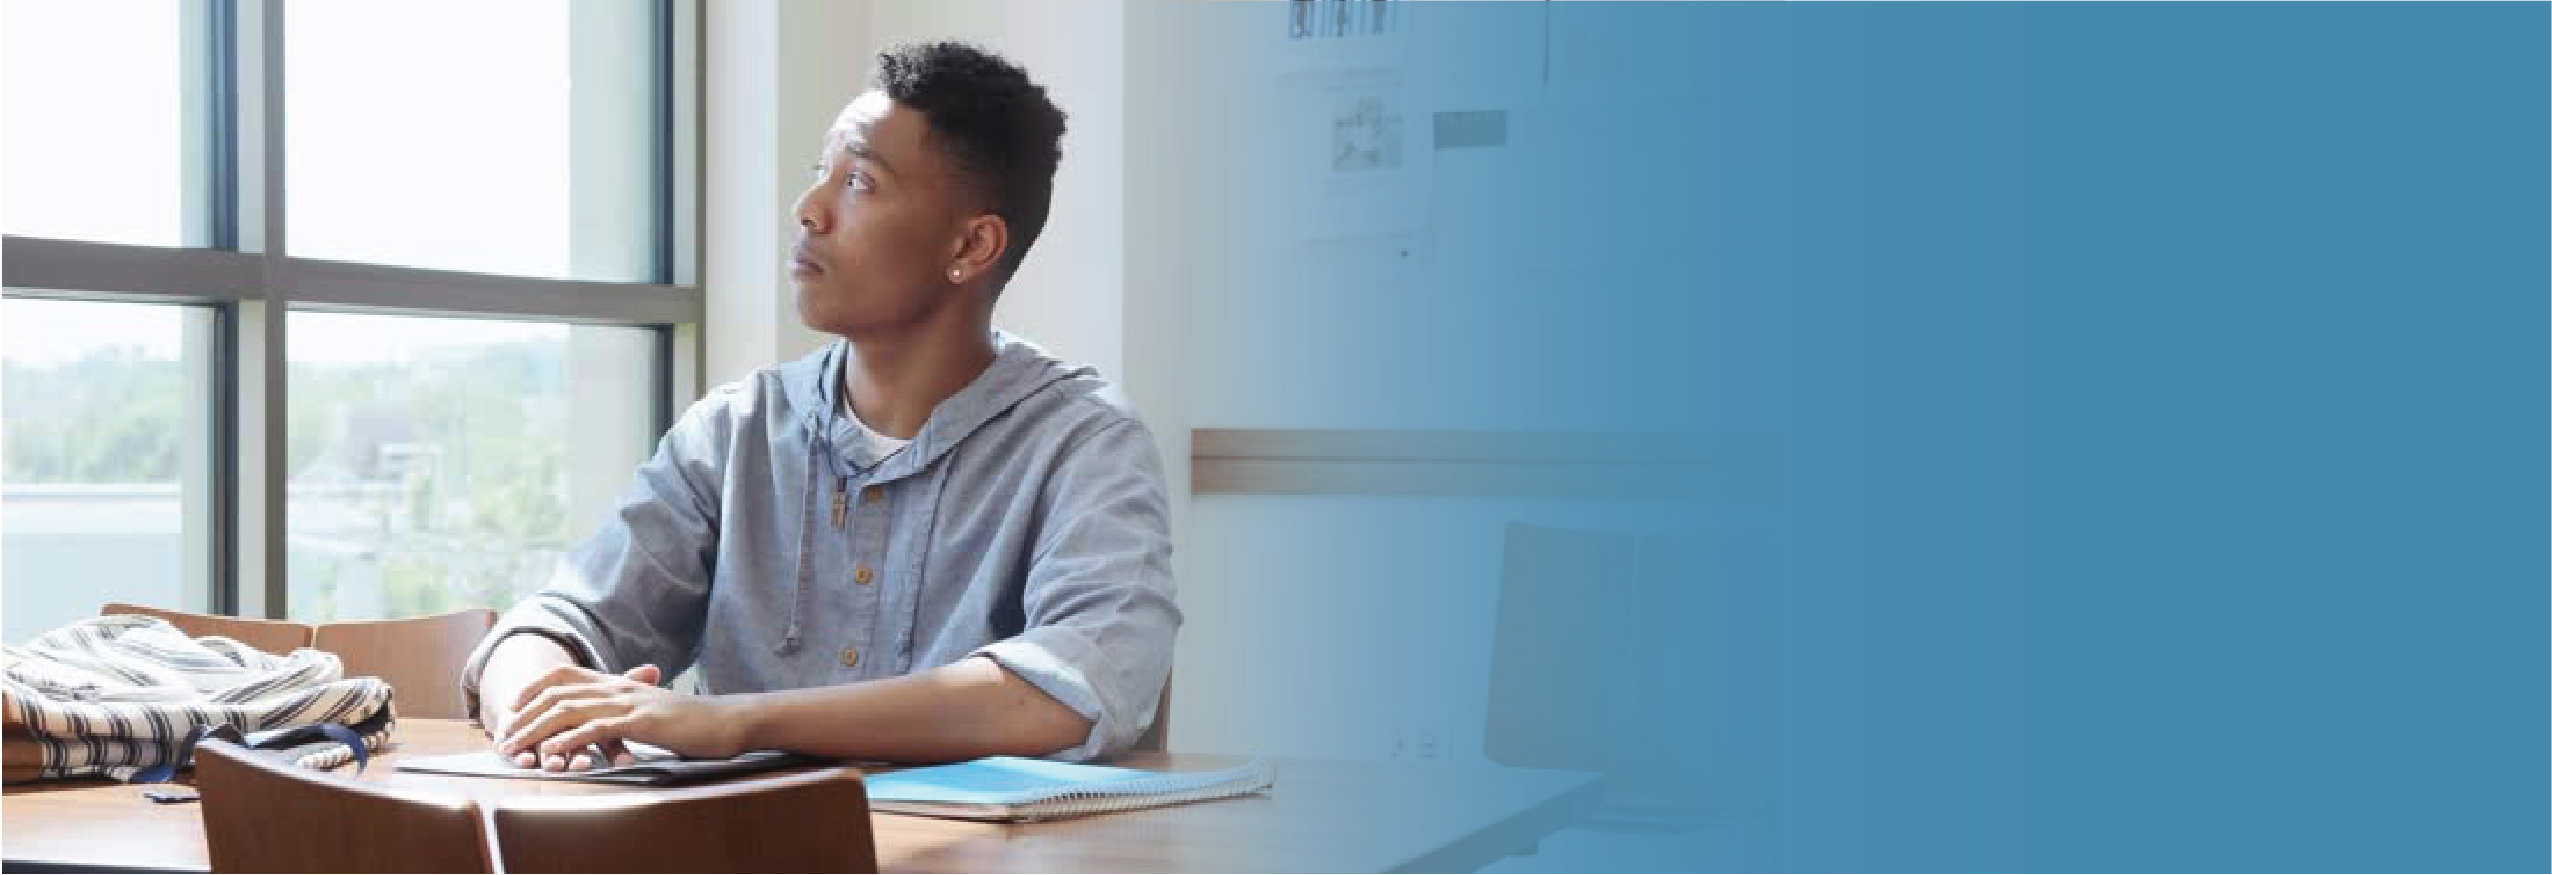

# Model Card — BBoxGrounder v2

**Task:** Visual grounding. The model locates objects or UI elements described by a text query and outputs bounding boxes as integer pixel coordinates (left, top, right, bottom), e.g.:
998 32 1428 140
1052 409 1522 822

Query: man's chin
793 291 848 336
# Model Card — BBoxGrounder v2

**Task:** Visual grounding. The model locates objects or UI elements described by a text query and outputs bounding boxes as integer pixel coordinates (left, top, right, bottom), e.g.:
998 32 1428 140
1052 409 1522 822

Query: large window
286 314 655 621
1 0 698 631
1 1 207 247
286 0 660 281
1 299 218 642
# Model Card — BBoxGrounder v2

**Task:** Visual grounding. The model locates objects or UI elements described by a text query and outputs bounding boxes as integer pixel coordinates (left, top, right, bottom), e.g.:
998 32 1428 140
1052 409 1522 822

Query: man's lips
789 246 825 275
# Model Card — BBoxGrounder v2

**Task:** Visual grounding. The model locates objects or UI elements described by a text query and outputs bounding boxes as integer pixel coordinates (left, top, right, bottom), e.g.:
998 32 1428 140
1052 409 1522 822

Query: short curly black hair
875 41 1068 290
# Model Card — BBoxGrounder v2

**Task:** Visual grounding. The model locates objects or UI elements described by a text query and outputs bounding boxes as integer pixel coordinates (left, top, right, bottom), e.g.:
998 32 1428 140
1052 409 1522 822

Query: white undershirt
842 389 913 467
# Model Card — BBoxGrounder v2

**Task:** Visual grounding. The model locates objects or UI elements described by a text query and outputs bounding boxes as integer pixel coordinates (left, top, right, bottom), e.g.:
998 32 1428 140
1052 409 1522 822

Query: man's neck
840 313 998 441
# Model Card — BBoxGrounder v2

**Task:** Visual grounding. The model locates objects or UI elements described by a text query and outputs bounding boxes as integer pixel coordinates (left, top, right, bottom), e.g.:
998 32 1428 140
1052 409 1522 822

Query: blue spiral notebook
863 756 1276 822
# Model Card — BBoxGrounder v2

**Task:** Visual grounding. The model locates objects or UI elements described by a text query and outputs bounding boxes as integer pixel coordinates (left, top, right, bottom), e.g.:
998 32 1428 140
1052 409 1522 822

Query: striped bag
1 614 395 782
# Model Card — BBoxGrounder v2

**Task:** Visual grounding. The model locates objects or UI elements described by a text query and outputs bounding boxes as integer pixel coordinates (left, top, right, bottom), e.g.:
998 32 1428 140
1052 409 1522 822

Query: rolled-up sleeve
972 417 1182 762
457 391 733 721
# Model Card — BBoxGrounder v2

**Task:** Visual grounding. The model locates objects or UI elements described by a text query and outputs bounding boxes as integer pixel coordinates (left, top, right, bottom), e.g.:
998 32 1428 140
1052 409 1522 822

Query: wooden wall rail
1190 429 1782 499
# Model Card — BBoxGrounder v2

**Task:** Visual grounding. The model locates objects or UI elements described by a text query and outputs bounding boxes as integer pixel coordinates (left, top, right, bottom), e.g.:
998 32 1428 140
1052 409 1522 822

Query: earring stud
949 268 962 282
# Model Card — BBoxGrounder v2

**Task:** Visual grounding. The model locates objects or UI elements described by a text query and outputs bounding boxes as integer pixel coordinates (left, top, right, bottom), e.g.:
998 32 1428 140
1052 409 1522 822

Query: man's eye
845 170 869 190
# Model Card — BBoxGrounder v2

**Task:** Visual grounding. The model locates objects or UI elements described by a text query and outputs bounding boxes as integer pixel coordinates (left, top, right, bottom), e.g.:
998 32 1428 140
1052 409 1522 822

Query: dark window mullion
209 0 244 618
651 0 675 288
209 0 239 253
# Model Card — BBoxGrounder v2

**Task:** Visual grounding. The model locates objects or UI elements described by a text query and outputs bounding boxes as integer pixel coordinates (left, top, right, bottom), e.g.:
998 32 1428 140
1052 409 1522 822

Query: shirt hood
780 329 1099 483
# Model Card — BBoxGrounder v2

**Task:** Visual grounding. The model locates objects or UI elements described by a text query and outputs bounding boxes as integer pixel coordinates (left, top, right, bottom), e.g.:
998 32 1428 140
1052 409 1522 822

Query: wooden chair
98 603 314 657
193 737 491 873
311 609 497 719
1486 523 1781 868
2 690 39 784
491 766 877 873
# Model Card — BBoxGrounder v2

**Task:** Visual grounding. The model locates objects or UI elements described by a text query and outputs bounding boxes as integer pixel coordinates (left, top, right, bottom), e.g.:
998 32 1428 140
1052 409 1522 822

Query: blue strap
242 721 371 776
130 724 238 784
131 720 369 785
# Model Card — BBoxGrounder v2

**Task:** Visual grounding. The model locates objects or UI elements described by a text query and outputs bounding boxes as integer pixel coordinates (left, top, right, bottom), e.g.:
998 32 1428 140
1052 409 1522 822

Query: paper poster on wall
1290 68 1432 239
1274 0 1425 239
1282 0 1406 69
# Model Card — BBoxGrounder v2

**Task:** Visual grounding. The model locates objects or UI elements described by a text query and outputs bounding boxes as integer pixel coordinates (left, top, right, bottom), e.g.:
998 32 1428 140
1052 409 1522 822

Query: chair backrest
311 609 497 719
1484 523 1772 809
194 738 490 873
491 766 877 874
1129 670 1173 752
98 603 314 657
1484 524 1636 775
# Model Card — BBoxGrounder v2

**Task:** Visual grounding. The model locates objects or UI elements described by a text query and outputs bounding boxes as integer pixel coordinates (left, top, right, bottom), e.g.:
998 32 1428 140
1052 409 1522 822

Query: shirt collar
790 329 1094 482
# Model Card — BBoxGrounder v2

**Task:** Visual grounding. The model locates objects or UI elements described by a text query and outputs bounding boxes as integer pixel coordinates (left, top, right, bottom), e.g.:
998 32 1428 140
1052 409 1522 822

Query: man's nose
793 189 827 234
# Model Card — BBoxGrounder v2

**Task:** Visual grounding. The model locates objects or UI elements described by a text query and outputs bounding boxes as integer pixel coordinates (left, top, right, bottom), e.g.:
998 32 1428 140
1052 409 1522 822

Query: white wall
702 0 852 390
701 1 1142 390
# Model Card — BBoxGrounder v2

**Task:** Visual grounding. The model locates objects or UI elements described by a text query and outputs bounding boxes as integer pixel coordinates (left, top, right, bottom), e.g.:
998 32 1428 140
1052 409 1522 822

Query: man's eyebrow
842 142 896 179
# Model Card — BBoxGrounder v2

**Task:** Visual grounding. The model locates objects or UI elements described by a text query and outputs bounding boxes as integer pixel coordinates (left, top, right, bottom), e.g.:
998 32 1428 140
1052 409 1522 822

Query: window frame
0 0 702 620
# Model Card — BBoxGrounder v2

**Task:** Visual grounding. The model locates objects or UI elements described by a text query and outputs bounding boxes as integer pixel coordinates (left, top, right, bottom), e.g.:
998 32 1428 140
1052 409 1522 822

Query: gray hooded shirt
458 332 1178 761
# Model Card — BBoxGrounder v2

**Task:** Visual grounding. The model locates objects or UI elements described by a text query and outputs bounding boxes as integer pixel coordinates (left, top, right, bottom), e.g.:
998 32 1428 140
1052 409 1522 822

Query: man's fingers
501 695 622 755
507 665 579 714
503 697 603 754
509 664 608 715
541 716 638 766
502 681 629 751
510 681 616 736
492 668 618 758
490 663 660 770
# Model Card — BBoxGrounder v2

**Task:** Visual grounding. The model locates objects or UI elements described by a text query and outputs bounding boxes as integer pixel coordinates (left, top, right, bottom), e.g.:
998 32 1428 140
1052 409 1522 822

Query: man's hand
497 663 751 772
473 633 576 741
485 661 658 770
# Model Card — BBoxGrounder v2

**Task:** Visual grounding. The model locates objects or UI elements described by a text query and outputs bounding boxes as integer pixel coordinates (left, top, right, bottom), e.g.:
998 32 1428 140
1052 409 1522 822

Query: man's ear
948 214 1009 286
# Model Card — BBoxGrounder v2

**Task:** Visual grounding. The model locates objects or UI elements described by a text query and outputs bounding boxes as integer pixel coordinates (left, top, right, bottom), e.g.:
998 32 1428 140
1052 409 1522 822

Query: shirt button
840 647 860 667
854 564 875 585
862 485 886 504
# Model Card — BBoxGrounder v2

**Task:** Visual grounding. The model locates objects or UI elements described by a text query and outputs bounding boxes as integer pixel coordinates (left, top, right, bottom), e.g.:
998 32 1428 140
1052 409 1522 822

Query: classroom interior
1 1 1775 871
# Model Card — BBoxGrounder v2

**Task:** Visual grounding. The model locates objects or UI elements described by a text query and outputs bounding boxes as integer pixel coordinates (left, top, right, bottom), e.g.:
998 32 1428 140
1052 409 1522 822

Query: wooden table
2 719 1602 873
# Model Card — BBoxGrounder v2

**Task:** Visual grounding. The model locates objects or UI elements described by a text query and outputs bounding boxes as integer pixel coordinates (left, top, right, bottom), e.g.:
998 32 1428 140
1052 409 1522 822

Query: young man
460 42 1177 771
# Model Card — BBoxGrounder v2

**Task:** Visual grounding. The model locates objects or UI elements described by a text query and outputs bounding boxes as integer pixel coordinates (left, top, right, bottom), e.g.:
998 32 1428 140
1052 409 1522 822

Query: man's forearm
729 656 1091 762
